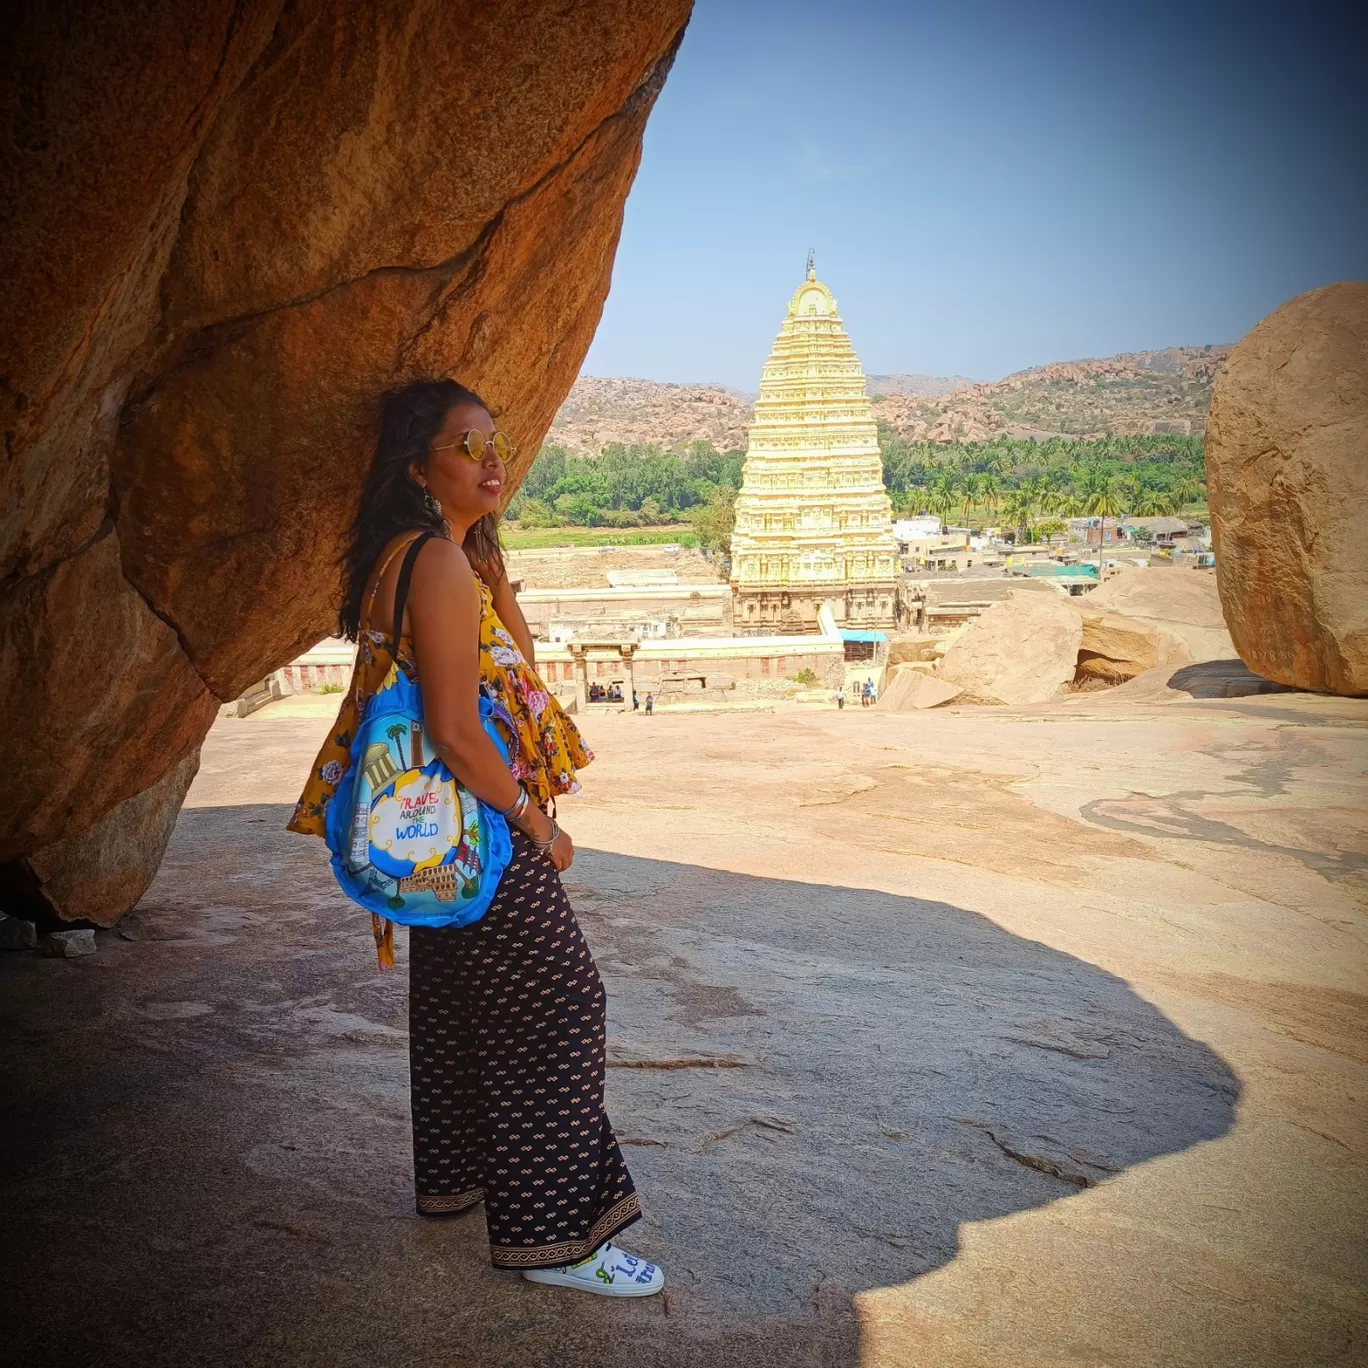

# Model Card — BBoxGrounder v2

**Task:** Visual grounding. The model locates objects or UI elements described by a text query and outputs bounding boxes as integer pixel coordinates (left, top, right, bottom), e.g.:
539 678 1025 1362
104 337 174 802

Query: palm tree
1171 476 1202 511
979 472 1001 520
929 473 959 529
960 474 984 527
928 483 956 531
1003 488 1037 543
1084 482 1125 562
1132 489 1175 516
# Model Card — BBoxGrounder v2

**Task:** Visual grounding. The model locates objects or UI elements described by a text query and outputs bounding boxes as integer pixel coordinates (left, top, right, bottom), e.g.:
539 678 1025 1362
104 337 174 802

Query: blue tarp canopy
839 630 887 643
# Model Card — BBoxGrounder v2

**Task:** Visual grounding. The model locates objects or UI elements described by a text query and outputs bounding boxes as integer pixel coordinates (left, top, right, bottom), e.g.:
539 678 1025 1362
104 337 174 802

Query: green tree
927 483 956 531
1171 475 1202 510
978 473 1001 519
688 486 736 555
554 491 602 525
1003 488 1037 542
516 496 558 528
1084 482 1125 560
1132 489 1174 516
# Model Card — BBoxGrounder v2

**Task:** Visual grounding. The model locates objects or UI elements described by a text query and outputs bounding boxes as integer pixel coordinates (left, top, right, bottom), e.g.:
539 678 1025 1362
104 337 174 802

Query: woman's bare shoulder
412 534 475 585
369 533 474 635
409 537 481 624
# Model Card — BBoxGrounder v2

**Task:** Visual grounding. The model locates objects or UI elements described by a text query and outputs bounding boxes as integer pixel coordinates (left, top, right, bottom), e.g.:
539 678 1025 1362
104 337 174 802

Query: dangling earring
420 486 451 537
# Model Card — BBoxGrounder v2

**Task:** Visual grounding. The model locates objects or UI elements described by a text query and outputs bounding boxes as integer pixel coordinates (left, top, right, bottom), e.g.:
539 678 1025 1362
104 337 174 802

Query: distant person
645 693 654 716
862 678 873 707
288 379 660 1298
836 685 845 711
632 689 639 711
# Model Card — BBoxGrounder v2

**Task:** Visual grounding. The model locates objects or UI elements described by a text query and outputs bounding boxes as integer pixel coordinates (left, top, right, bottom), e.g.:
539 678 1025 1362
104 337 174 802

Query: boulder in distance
876 669 964 711
1205 283 1368 695
1083 567 1234 664
938 591 1083 705
1067 604 1193 686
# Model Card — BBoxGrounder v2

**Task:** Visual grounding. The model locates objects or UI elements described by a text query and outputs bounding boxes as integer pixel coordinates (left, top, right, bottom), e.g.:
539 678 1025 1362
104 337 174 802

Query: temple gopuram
730 257 900 633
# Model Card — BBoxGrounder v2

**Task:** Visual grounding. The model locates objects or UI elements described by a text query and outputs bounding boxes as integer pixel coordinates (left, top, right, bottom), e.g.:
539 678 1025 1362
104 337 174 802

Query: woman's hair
338 378 506 640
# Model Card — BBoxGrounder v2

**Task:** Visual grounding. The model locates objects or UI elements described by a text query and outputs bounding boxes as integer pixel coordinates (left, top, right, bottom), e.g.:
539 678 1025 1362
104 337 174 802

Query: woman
289 379 662 1297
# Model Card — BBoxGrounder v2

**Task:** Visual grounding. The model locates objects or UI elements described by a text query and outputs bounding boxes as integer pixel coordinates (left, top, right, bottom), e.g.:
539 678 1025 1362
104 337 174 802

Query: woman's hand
549 826 574 873
517 806 574 872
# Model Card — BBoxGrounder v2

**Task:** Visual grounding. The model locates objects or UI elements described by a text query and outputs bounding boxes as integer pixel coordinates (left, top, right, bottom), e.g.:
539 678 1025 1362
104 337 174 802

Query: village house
1118 516 1210 550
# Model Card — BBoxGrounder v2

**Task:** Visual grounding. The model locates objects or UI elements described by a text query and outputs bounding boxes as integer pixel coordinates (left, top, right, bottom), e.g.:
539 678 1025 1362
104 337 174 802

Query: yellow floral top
289 538 591 965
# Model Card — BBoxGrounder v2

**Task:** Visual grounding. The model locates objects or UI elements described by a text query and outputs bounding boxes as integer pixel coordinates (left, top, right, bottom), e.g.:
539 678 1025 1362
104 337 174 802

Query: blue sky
581 0 1367 388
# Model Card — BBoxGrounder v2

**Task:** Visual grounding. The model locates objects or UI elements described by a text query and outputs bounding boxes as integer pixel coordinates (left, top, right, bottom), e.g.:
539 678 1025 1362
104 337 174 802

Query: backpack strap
390 531 435 651
361 533 422 635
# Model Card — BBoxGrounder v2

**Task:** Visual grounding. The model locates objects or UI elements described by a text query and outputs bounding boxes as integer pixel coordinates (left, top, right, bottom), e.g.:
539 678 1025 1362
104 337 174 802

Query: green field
501 524 699 550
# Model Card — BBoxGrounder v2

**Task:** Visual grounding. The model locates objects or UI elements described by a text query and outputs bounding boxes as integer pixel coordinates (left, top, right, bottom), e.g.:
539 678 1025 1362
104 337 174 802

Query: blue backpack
324 533 513 927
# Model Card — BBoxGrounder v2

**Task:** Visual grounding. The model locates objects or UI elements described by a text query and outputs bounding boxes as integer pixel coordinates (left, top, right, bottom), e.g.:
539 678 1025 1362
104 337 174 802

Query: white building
892 516 943 543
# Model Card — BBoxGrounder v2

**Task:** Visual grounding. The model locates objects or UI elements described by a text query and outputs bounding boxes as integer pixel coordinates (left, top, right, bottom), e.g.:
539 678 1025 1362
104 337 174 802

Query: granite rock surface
876 668 964 710
3 684 1364 1365
1206 282 1368 695
938 590 1083 704
0 0 691 919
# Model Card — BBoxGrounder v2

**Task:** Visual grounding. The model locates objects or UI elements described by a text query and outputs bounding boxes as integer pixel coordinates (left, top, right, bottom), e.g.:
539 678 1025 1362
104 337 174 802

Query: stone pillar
621 642 637 705
569 644 589 712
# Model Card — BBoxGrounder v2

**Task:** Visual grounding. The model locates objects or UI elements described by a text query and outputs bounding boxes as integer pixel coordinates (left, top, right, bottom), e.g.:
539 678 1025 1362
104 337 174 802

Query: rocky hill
547 346 1232 454
545 376 752 454
873 346 1232 443
866 373 979 398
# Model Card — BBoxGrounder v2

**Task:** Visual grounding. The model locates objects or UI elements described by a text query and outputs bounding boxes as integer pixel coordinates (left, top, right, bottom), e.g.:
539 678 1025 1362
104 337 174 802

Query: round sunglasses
430 428 516 462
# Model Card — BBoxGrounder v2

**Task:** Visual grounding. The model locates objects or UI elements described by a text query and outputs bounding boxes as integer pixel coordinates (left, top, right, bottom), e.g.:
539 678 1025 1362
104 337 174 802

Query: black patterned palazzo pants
408 831 641 1269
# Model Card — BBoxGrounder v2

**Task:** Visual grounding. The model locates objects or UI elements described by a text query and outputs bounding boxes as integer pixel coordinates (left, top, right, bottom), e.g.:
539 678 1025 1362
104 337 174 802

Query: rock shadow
1164 658 1295 699
571 848 1239 1326
0 804 1238 1368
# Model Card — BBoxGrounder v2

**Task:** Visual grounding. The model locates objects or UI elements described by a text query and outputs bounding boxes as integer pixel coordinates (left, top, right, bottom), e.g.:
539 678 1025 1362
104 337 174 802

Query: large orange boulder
1206 284 1368 695
0 0 691 923
938 591 1084 705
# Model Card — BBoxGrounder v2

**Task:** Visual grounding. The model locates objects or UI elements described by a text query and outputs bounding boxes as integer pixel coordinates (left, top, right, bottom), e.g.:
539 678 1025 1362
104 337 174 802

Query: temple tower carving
730 261 899 633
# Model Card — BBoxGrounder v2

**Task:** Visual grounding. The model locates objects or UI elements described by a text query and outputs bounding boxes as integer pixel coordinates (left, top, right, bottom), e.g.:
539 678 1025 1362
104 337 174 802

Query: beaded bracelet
531 820 561 860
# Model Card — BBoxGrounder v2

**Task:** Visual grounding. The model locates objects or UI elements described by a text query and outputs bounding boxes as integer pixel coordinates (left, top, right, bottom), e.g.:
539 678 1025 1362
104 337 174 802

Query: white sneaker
522 1241 664 1297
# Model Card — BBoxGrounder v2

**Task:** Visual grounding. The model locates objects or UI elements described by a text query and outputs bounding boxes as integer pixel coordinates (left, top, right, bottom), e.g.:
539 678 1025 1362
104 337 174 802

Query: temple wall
518 584 733 640
733 583 899 635
532 635 846 692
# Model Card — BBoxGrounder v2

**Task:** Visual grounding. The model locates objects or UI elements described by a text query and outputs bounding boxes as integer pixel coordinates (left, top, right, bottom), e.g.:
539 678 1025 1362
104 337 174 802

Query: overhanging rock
0 0 693 923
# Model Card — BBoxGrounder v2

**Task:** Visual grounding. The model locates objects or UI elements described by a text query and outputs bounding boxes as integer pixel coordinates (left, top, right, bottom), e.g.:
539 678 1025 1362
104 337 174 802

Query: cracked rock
39 930 97 958
0 915 38 951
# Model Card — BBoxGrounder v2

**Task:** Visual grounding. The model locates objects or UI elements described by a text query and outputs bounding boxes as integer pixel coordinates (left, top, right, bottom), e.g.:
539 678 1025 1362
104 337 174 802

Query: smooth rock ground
1206 282 1368 695
3 673 1365 1366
